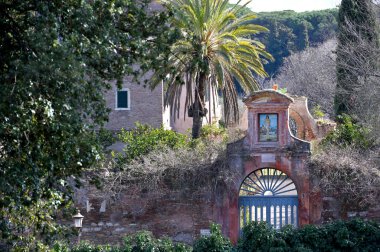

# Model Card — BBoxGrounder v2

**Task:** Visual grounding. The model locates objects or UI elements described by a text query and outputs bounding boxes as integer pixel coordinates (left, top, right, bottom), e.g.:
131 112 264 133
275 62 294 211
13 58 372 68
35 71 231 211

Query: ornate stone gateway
238 168 298 232
223 90 335 243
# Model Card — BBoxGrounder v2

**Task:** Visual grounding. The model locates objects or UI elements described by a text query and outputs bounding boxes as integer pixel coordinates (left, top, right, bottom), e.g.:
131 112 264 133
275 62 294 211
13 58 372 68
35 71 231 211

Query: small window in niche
289 117 298 137
116 89 130 110
258 114 278 142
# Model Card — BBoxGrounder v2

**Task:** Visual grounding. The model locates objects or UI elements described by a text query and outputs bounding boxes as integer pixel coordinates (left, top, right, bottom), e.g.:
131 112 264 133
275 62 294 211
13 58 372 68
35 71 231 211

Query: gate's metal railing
238 196 298 232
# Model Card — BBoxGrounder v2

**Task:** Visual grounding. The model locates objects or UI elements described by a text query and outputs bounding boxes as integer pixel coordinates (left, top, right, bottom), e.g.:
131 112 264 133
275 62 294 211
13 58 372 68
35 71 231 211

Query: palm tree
151 0 273 138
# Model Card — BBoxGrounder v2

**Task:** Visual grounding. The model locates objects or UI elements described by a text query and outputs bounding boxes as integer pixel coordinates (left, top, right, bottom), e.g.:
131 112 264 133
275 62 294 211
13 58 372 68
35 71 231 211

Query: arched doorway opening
238 168 298 232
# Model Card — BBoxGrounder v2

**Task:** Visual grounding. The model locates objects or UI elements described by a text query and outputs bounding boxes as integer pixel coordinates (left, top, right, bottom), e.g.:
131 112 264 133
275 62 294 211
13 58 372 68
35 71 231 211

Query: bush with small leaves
323 114 374 149
237 219 380 252
117 122 189 164
193 223 233 252
123 231 191 252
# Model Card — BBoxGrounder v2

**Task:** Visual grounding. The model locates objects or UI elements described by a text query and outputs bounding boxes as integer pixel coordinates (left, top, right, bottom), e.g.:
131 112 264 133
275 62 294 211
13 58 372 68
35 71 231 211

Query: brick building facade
104 74 171 131
104 74 221 134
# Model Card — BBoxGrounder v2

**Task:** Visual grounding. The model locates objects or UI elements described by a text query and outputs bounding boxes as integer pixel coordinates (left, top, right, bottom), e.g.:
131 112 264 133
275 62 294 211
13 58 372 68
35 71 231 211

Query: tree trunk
192 72 206 139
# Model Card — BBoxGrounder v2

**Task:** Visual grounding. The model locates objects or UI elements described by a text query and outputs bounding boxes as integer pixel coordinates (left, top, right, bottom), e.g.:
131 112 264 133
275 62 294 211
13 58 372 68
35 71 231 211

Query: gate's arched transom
239 168 298 231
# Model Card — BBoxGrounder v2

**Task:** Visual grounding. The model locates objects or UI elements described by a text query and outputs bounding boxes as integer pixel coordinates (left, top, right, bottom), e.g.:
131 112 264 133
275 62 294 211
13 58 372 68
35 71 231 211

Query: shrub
52 241 121 252
97 128 117 149
102 140 230 201
52 232 191 252
123 231 191 252
193 223 233 252
72 243 120 252
237 219 380 252
200 124 228 142
323 114 374 149
311 105 325 119
309 145 380 212
237 221 288 252
117 122 189 164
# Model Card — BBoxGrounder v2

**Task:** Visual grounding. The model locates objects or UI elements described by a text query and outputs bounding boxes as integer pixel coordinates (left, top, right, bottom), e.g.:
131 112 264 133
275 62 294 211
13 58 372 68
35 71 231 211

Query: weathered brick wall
321 197 380 222
73 185 225 245
104 74 165 131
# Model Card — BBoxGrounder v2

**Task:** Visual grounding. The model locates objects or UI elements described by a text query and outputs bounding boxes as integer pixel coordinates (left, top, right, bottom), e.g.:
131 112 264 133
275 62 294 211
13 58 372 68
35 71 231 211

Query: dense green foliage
53 231 191 252
323 115 375 149
123 231 191 252
206 5 339 88
193 224 233 252
117 123 189 164
151 0 272 138
52 220 380 251
252 9 338 77
335 0 380 115
0 0 171 249
238 219 380 252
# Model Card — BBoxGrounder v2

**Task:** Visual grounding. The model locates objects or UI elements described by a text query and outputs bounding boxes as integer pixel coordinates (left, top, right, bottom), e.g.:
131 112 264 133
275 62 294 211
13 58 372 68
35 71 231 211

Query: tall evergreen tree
299 21 310 50
335 0 380 115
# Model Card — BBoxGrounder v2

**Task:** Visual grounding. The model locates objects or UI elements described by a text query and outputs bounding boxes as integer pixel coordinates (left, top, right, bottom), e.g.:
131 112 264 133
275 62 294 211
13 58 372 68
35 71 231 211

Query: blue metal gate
238 168 299 232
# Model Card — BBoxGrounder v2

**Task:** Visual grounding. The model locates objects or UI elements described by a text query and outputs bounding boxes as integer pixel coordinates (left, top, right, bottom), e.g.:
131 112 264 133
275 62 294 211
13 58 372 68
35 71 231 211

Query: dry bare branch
309 146 380 212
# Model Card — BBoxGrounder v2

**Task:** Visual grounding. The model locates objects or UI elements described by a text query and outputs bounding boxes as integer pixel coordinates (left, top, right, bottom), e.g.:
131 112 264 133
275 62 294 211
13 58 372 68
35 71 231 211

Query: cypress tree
335 0 380 115
298 21 310 50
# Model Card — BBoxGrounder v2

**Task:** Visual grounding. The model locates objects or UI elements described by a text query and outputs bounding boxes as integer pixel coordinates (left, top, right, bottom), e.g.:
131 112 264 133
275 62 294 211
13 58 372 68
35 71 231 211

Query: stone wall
321 197 380 223
73 184 227 245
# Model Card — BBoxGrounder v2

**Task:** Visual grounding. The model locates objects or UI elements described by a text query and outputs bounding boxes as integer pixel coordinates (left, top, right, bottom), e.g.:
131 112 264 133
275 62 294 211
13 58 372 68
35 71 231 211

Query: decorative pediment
243 90 294 107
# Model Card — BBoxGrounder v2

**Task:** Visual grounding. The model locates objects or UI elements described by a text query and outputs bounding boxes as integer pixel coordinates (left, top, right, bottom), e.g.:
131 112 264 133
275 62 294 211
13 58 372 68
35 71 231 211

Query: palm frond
153 0 272 124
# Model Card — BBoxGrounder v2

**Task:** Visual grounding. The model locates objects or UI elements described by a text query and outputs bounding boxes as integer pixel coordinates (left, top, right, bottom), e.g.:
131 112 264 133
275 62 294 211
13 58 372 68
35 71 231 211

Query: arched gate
239 168 298 232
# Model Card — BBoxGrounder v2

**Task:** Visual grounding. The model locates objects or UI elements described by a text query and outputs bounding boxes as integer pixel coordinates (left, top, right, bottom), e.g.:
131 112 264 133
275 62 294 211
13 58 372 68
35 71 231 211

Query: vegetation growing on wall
309 114 380 214
102 135 236 202
309 145 380 212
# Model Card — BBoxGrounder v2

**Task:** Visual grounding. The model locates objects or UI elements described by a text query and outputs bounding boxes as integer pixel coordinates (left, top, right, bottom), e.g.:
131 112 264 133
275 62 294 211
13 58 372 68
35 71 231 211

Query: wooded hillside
253 9 338 76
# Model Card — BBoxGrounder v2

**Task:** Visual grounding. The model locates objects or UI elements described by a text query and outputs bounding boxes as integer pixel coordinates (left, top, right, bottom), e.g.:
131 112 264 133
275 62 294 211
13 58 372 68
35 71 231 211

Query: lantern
72 208 84 228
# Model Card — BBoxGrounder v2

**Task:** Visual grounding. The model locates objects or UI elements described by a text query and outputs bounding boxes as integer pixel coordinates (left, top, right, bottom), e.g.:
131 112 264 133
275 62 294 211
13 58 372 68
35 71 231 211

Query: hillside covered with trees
253 9 338 77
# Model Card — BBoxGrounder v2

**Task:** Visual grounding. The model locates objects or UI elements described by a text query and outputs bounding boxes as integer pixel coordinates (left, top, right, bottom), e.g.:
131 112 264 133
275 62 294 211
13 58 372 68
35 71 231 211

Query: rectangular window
116 89 130 110
258 113 278 142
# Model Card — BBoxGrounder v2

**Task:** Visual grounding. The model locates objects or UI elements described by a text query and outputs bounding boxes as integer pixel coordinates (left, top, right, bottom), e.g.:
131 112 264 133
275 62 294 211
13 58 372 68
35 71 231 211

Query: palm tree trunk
192 72 206 139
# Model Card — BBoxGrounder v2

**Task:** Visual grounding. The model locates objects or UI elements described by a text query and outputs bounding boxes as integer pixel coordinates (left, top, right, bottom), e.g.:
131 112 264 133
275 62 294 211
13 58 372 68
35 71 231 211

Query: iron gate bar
270 170 277 188
253 171 266 192
247 176 264 194
242 181 263 194
291 206 294 224
272 170 284 192
285 205 288 225
275 181 297 194
271 175 289 194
